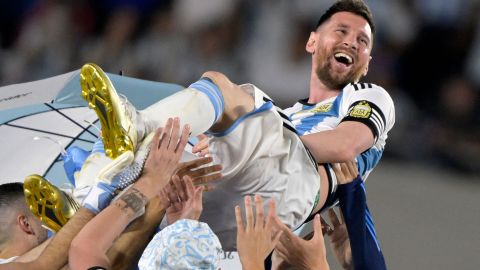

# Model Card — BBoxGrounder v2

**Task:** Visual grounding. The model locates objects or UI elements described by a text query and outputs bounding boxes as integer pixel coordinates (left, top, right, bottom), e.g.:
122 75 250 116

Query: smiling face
307 11 373 90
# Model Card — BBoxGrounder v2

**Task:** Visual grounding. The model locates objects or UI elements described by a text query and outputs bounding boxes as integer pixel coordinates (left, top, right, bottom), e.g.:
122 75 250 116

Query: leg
140 70 255 135
199 71 255 133
81 63 255 157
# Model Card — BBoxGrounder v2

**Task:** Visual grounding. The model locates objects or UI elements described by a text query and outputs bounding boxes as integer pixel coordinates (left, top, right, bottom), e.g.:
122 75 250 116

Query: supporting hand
236 195 282 270
159 175 204 225
273 214 330 270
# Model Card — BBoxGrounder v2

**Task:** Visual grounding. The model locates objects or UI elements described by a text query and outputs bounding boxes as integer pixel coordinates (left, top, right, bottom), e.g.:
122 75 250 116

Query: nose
342 34 358 50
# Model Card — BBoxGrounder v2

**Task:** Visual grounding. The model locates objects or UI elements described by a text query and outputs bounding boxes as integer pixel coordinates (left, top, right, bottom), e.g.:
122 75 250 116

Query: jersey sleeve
336 176 387 270
341 83 395 143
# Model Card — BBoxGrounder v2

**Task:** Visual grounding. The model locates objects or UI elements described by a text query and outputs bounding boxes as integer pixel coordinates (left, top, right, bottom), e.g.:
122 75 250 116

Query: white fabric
140 88 216 138
200 84 320 250
0 256 18 264
284 82 395 180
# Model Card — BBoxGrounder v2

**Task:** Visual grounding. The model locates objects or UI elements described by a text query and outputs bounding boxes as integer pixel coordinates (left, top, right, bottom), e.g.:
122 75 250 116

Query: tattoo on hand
118 188 148 215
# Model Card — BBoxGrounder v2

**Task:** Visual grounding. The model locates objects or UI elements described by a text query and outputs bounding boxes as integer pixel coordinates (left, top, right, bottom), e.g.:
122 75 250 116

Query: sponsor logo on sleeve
349 101 372 118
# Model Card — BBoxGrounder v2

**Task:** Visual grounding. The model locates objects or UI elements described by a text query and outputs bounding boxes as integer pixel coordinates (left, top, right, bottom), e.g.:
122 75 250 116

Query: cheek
357 51 370 66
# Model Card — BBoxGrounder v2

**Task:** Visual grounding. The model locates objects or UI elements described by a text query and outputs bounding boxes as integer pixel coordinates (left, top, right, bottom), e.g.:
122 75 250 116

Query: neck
308 70 341 104
0 238 33 259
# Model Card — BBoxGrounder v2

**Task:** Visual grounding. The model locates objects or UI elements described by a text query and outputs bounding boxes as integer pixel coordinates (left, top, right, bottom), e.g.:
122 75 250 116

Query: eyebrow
337 23 371 43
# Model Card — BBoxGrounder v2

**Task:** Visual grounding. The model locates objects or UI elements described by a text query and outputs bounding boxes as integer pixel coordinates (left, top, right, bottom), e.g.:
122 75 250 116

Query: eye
359 37 369 46
336 29 347 35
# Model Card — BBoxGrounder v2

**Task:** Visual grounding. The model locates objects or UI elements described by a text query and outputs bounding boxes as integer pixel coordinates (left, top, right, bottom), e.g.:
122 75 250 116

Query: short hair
315 0 375 35
0 182 25 211
0 182 25 244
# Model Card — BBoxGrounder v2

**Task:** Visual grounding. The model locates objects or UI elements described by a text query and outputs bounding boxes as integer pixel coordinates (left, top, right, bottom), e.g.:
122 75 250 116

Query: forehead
320 11 372 38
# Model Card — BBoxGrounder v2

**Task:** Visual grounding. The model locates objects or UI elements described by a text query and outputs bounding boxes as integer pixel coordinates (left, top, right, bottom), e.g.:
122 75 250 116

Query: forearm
337 178 387 270
107 198 166 270
69 185 149 270
300 122 373 163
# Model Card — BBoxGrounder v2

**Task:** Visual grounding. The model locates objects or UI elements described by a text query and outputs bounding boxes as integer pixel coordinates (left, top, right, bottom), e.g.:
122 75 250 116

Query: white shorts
200 84 320 250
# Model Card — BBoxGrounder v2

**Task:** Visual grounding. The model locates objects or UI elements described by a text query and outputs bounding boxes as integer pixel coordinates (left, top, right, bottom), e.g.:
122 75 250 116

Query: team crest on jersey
349 101 372 118
310 103 333 113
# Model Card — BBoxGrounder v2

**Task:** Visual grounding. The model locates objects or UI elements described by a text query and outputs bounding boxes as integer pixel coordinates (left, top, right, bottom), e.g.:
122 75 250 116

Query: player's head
306 0 375 89
0 182 48 254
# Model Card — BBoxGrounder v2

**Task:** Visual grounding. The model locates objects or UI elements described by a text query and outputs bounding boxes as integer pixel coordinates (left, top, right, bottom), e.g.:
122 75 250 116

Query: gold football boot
23 174 79 232
80 63 137 158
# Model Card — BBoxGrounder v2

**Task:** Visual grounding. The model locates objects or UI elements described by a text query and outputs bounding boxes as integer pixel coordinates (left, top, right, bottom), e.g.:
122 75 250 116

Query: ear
363 56 372 76
17 215 35 235
305 32 316 54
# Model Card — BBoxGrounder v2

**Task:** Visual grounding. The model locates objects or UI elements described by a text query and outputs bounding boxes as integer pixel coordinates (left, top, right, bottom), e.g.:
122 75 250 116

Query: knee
201 71 233 89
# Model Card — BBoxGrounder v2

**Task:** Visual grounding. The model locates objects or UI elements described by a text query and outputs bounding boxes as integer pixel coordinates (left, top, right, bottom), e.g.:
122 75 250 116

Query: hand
273 214 329 270
140 118 190 197
332 160 359 185
323 209 352 270
192 134 210 157
174 156 222 191
236 195 282 270
159 175 204 225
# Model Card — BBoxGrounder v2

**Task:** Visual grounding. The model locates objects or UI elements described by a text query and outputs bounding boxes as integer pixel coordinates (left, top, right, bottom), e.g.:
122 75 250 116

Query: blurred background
0 0 479 269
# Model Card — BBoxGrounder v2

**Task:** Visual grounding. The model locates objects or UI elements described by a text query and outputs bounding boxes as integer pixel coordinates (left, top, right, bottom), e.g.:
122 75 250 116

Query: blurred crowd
1 0 479 174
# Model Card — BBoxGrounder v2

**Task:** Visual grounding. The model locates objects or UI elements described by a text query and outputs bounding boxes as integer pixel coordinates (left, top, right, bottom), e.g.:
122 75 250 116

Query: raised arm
69 118 189 270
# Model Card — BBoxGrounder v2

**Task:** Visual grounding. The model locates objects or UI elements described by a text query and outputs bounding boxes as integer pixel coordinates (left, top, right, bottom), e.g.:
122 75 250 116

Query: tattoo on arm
116 188 148 215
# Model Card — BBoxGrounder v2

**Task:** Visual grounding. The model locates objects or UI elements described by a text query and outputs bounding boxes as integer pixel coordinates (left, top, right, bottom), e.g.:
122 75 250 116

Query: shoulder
343 83 394 108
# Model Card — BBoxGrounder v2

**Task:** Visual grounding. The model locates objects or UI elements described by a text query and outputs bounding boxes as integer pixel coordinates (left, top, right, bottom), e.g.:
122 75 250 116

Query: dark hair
0 182 25 210
315 0 375 35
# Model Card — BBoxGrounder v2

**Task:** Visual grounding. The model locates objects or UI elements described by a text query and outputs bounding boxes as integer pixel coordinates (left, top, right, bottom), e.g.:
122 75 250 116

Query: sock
140 78 224 138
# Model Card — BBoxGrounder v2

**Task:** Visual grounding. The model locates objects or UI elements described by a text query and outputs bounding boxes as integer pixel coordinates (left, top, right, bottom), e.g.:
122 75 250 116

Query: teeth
334 53 352 64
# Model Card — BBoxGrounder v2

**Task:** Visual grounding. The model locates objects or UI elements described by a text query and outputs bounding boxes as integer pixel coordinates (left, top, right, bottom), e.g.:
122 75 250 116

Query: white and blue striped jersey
284 82 395 179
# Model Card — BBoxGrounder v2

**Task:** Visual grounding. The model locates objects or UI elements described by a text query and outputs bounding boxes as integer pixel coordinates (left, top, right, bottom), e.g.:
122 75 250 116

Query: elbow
335 144 358 162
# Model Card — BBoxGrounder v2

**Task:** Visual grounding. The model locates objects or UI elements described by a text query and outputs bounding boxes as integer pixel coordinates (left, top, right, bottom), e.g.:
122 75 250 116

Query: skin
235 195 283 270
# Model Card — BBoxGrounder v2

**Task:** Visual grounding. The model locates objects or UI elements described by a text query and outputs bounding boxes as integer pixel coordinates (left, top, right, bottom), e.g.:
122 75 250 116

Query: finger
339 163 354 183
165 177 179 203
328 208 341 227
157 189 170 207
271 230 284 248
235 205 245 233
320 215 332 235
167 118 180 151
159 118 173 150
244 196 254 232
254 195 264 230
183 175 195 201
177 157 214 173
264 199 276 230
174 123 189 154
347 160 359 178
273 215 290 234
200 149 210 157
173 176 186 201
275 240 289 258
332 163 346 184
187 164 223 179
194 185 204 204
192 134 209 153
312 214 325 241
197 184 215 192
151 128 162 151
192 172 223 185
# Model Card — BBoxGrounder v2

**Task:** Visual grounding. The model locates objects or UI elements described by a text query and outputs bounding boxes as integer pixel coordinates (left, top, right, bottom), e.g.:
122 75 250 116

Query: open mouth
334 52 353 66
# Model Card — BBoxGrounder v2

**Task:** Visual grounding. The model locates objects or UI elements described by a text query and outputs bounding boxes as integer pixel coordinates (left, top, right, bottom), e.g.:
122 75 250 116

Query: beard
315 55 366 90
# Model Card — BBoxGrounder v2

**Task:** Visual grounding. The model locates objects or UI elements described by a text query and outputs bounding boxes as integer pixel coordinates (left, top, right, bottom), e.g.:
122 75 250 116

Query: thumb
312 214 325 241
